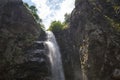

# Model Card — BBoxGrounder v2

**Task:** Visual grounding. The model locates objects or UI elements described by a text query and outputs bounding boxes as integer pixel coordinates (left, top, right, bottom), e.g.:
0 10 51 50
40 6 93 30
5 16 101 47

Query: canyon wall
0 0 48 80
55 0 120 80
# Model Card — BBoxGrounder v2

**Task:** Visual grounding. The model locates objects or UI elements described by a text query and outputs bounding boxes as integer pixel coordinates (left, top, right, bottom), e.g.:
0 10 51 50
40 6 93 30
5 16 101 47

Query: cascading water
45 31 65 80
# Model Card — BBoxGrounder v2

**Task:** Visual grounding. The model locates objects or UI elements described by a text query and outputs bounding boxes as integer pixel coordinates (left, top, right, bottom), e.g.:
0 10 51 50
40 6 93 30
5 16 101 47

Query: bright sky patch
23 0 75 29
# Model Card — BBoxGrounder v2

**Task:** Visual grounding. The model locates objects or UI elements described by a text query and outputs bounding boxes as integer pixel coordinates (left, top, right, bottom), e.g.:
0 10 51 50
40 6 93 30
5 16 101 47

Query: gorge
0 0 120 80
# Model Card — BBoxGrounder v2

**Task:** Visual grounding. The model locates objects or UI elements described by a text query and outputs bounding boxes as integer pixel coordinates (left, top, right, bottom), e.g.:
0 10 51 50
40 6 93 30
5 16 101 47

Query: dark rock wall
54 30 82 80
0 0 47 80
55 0 120 80
70 0 120 80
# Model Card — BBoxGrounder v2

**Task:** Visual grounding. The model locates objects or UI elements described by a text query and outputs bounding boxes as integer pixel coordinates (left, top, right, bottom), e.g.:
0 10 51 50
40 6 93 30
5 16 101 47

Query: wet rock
113 69 120 79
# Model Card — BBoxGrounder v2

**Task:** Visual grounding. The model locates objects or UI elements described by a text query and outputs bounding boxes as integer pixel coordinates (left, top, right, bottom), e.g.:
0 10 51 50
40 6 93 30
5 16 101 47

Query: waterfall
45 31 65 80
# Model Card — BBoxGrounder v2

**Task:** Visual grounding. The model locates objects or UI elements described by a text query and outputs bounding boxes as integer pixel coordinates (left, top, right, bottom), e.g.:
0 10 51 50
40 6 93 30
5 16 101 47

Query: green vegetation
29 5 42 23
24 3 45 30
24 3 71 31
48 21 64 32
89 0 120 31
48 13 71 32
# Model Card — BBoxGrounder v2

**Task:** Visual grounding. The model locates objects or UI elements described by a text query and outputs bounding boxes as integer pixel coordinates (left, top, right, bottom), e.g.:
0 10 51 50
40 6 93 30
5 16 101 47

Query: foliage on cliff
74 0 120 31
48 13 71 32
48 21 64 32
88 0 120 31
24 3 45 30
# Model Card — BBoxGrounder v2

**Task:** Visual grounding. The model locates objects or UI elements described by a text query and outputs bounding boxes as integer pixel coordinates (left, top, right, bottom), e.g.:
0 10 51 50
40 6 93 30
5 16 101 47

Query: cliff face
54 30 82 80
0 0 48 80
55 0 120 80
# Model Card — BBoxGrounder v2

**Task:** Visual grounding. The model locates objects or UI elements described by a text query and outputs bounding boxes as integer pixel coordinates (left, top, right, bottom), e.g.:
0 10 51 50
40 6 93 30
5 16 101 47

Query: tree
48 21 64 32
29 6 37 13
48 13 71 31
24 3 45 29
29 5 42 23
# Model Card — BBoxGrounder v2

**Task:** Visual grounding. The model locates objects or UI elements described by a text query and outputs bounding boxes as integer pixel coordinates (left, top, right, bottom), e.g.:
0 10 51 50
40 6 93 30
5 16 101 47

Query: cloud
31 0 50 19
23 0 34 5
23 0 75 29
54 0 75 21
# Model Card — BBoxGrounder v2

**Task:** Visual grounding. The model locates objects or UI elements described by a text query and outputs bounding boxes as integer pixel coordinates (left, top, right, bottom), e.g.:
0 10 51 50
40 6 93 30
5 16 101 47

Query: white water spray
45 31 65 80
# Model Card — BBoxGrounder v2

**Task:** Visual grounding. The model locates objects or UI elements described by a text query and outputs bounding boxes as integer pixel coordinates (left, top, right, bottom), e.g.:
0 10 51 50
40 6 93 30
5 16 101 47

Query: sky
22 0 75 29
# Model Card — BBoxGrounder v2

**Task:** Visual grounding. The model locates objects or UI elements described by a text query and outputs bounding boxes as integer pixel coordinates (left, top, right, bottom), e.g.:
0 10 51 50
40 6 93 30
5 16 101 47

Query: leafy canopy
48 21 65 32
48 13 71 31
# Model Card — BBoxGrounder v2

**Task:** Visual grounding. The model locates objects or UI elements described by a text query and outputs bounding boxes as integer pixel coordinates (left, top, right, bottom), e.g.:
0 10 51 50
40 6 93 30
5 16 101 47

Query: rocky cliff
0 0 49 80
1 0 120 80
54 0 120 80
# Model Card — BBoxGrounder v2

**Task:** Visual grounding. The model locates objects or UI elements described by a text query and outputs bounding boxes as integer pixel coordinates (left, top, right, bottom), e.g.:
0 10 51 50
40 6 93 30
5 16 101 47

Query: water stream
45 31 65 80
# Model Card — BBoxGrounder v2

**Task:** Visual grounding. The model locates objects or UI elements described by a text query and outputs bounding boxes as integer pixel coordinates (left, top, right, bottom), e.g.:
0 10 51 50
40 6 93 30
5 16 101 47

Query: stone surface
54 0 120 80
54 30 82 80
0 0 48 80
112 69 120 79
